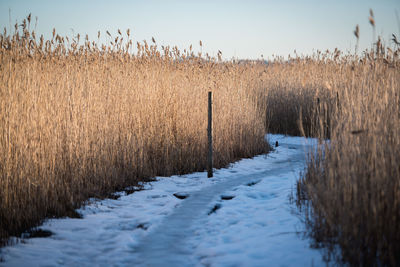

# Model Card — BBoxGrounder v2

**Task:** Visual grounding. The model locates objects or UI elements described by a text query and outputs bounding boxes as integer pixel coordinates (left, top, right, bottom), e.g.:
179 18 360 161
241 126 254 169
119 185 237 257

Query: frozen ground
0 134 324 267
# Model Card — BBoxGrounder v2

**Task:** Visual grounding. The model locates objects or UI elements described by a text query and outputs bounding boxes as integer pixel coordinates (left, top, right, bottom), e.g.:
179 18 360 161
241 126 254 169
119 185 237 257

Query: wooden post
207 91 213 178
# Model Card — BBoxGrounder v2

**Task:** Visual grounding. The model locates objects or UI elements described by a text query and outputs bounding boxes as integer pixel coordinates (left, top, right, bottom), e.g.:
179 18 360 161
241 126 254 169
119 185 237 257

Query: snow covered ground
0 134 324 267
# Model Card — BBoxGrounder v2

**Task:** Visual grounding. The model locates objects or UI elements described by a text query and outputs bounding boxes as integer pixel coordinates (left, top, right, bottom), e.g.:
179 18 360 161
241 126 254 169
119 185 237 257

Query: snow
0 134 325 266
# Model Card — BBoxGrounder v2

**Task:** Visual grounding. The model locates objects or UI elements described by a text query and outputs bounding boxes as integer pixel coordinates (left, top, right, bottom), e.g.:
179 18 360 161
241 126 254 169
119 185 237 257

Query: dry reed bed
2 16 399 266
286 50 400 265
0 21 269 243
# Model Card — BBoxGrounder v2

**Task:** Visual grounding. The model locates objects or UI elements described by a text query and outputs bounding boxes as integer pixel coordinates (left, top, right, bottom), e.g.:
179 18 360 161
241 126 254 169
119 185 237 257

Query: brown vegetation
261 21 400 265
0 17 269 244
291 48 400 265
1 14 400 266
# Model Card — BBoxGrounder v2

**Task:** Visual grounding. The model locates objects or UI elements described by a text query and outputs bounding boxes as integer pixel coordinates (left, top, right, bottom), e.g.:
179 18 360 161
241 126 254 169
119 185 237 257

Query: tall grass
263 37 399 265
0 18 269 244
2 15 399 266
256 14 399 263
264 52 341 137
285 50 400 264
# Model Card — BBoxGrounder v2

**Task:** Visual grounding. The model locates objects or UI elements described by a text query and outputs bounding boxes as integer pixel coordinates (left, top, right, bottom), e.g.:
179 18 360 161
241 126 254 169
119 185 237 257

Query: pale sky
0 0 399 59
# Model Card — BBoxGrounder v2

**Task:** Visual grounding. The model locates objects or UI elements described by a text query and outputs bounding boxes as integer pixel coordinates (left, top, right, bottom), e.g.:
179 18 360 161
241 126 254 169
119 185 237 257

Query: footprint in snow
173 192 189 199
246 180 261 187
136 222 150 230
221 195 235 200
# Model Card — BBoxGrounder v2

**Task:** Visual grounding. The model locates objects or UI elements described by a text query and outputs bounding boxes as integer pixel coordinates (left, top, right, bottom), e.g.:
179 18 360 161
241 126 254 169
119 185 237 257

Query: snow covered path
0 134 324 266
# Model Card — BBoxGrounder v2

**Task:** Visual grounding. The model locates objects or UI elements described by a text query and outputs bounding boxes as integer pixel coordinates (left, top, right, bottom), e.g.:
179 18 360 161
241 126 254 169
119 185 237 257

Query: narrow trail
1 135 323 267
132 140 312 266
